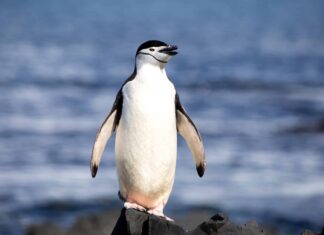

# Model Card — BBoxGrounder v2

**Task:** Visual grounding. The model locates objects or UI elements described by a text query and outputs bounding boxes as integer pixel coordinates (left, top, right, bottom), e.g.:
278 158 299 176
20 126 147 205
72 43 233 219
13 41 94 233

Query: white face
136 45 178 67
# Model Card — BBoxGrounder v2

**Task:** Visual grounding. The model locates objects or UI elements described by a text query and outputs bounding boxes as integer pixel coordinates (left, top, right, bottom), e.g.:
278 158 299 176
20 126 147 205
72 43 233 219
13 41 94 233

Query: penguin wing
90 91 123 178
175 94 206 177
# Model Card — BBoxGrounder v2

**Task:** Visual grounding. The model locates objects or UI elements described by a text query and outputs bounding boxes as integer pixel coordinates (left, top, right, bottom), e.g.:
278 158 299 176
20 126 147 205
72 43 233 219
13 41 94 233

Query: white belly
115 74 177 208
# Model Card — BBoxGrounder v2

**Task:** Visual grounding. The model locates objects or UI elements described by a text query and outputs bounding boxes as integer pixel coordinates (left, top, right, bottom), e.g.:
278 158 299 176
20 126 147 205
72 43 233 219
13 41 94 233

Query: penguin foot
124 202 147 212
147 208 174 221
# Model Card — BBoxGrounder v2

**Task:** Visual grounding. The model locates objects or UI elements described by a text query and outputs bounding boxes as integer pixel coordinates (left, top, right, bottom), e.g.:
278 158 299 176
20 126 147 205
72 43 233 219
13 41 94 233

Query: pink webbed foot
147 204 174 221
124 202 147 212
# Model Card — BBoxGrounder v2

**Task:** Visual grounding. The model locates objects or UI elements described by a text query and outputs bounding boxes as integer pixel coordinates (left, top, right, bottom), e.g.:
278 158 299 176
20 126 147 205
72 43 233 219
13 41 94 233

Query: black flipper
90 69 136 177
175 94 206 177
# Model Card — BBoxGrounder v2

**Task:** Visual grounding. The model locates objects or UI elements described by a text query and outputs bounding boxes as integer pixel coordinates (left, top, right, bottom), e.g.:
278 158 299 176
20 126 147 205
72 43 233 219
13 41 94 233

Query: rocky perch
111 208 268 235
26 208 323 235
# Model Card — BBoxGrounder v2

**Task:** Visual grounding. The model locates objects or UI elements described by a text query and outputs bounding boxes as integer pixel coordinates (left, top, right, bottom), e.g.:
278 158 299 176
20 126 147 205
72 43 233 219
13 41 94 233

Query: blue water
1 1 324 234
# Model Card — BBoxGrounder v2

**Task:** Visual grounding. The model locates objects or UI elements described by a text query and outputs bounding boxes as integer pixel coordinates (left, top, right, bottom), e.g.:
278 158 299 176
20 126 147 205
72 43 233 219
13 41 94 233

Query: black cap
136 40 168 54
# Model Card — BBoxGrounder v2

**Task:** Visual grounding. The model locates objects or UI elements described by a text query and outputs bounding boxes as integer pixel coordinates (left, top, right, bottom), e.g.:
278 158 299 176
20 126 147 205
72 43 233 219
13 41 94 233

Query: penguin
90 40 205 219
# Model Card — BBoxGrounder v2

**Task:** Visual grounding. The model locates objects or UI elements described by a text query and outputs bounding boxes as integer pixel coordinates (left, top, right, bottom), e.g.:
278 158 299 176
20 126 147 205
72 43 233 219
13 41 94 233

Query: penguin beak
159 45 178 56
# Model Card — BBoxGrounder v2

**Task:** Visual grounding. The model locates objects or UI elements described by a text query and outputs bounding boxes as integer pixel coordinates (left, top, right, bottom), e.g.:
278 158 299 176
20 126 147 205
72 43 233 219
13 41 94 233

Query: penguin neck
135 62 167 79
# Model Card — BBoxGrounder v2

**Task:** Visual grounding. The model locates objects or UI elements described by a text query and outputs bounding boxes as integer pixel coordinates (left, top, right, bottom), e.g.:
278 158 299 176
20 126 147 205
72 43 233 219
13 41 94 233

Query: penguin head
135 40 178 67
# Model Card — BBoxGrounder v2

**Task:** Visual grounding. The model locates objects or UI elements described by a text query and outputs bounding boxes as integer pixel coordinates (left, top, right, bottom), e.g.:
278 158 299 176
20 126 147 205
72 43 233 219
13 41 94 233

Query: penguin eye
149 48 155 52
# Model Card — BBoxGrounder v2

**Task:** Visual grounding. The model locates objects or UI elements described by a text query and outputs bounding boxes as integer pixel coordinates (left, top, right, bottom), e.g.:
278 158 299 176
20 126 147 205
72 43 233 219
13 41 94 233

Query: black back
136 40 167 54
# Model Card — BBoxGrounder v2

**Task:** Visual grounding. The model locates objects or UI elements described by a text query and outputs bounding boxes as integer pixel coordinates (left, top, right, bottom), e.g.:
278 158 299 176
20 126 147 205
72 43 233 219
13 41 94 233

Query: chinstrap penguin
90 40 206 220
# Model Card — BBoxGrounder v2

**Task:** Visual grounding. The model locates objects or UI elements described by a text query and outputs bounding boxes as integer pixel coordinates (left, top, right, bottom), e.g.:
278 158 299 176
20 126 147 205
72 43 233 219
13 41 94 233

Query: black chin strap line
137 52 167 64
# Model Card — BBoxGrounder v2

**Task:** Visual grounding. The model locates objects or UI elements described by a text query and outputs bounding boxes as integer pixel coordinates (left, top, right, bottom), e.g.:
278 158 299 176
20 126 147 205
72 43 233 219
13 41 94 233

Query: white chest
122 68 176 123
115 66 178 202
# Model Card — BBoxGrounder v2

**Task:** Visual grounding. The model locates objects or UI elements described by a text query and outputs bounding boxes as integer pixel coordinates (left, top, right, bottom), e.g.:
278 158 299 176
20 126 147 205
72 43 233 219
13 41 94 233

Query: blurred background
1 0 324 234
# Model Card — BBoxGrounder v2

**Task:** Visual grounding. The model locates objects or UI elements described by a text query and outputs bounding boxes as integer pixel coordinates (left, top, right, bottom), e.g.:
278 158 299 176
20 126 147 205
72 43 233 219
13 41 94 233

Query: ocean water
1 0 324 234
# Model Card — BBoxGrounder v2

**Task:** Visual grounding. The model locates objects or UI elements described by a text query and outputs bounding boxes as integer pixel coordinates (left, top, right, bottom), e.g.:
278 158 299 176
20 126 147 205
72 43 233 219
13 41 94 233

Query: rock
301 227 324 235
111 208 186 235
185 213 267 235
26 222 65 235
25 208 323 235
112 209 268 235
67 210 120 235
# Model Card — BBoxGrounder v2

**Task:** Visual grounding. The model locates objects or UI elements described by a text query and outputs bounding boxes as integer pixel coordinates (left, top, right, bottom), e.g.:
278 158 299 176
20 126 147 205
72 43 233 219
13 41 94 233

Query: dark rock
26 210 120 235
67 210 120 235
26 222 65 235
301 230 317 235
111 208 186 235
25 208 324 235
112 209 268 235
301 227 324 235
188 213 267 235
